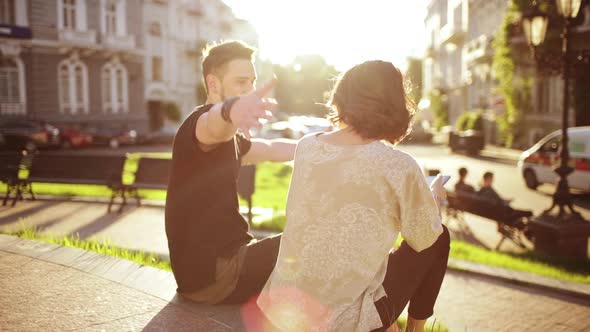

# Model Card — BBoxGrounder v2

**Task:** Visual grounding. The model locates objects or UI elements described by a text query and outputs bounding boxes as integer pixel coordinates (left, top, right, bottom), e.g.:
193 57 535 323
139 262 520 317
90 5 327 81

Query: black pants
220 226 449 331
220 233 282 304
372 225 451 331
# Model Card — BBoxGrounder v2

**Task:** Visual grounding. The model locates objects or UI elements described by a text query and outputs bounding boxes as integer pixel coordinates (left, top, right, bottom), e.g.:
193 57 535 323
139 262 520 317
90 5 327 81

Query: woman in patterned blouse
257 60 450 332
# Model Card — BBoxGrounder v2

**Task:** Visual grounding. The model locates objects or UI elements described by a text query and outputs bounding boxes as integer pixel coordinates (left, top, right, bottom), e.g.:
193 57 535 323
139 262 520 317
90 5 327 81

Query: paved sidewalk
2 235 589 332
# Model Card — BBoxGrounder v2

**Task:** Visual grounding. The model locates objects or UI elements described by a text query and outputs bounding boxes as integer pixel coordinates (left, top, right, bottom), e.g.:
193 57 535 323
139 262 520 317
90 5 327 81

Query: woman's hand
430 174 447 211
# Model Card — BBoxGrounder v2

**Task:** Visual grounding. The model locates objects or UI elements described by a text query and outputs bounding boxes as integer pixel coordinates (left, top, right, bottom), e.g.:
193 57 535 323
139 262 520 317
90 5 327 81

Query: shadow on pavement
0 201 55 226
68 206 138 239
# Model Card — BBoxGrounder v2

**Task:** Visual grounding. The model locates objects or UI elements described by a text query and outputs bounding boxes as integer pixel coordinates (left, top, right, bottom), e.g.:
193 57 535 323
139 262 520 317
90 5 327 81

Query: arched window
0 56 25 114
58 55 88 114
101 59 128 113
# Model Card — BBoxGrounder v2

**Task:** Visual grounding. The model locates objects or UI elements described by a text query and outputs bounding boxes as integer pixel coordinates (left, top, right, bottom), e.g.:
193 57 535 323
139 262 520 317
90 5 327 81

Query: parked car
0 119 60 151
85 125 137 149
57 125 93 149
518 127 590 192
137 127 177 145
259 121 307 140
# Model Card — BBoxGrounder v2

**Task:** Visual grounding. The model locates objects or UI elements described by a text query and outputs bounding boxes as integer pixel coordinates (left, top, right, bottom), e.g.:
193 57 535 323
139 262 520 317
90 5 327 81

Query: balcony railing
0 103 25 115
58 29 97 46
439 24 465 45
102 34 136 50
465 35 494 64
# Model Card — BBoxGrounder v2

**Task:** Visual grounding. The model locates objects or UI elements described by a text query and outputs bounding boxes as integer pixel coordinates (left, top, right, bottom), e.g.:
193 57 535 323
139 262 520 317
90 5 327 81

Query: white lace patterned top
257 133 444 332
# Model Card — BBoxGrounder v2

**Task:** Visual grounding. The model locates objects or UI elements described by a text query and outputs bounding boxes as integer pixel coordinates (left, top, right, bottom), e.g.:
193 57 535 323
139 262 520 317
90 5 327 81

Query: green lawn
2 155 290 210
3 155 589 286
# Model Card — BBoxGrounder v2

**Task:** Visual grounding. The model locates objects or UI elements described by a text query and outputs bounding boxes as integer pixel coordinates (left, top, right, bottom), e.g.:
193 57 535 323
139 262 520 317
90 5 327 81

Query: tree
429 88 449 131
406 57 423 106
274 55 339 117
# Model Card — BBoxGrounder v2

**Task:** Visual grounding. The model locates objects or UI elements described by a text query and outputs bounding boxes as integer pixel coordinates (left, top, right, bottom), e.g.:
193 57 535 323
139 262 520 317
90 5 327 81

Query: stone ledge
0 234 247 330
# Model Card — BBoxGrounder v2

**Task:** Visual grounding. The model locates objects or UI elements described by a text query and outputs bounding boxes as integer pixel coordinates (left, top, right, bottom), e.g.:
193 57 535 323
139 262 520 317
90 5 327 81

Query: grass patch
7 223 171 272
450 241 590 284
253 214 286 232
239 162 292 211
397 318 450 332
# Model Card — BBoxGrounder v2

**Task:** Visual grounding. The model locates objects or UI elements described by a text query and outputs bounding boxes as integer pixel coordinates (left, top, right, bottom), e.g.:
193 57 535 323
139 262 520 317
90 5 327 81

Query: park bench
123 157 171 209
445 191 533 250
123 159 256 222
0 152 26 206
18 153 128 213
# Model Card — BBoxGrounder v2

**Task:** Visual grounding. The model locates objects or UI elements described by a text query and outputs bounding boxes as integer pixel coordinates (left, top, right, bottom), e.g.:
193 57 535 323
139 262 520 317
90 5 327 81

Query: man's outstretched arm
242 138 297 165
195 80 277 147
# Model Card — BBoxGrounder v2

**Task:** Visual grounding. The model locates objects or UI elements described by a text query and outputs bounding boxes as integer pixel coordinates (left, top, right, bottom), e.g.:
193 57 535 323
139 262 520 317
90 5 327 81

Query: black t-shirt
165 104 254 293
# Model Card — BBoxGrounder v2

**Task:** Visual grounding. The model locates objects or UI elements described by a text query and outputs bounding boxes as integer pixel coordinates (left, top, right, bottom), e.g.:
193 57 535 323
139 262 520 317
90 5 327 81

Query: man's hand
230 80 278 139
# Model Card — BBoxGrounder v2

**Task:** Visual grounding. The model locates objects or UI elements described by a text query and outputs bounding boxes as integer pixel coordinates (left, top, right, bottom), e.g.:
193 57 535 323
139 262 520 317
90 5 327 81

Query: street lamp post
522 0 583 219
522 0 590 260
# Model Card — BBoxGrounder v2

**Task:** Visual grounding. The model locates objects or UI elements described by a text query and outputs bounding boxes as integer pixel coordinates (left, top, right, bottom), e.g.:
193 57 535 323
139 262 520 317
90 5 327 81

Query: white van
518 127 590 192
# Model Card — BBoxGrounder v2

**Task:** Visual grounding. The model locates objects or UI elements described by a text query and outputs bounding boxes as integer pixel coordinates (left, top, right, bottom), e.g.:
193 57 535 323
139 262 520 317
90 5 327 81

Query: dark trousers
372 225 451 331
220 233 282 304
220 226 450 331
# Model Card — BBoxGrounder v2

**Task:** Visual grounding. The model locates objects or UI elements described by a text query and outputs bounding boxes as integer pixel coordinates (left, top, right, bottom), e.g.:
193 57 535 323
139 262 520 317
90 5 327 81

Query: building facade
0 0 247 134
423 0 590 148
423 0 506 129
1 0 146 131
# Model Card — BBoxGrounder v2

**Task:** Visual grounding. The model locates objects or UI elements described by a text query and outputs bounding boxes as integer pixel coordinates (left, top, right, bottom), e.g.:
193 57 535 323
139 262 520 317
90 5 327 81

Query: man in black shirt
165 41 297 305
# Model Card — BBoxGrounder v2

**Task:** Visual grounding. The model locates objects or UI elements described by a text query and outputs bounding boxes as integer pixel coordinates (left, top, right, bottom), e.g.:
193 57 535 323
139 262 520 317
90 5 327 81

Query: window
105 0 117 35
0 0 15 25
101 60 128 113
542 136 561 153
58 56 88 114
0 58 19 104
152 56 162 82
63 0 77 29
149 22 162 36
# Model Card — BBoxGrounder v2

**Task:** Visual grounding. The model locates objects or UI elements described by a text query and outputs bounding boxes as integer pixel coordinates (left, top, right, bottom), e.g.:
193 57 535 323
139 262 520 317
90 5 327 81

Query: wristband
221 96 240 124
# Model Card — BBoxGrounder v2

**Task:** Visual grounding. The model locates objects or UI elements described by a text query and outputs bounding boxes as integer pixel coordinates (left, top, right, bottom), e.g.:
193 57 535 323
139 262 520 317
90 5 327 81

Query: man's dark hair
327 60 415 144
201 41 256 92
458 167 468 178
483 171 494 181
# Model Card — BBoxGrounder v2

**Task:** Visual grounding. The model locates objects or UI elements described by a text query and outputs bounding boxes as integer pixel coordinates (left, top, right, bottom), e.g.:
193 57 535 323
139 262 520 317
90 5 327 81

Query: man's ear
206 74 219 95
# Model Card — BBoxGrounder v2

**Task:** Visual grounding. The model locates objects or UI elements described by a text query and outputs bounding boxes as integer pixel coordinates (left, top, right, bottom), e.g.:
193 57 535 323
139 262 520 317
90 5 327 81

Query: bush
455 112 471 131
455 111 484 131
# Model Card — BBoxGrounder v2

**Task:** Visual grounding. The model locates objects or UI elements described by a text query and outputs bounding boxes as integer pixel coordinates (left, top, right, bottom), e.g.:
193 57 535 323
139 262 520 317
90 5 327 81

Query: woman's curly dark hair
327 60 416 144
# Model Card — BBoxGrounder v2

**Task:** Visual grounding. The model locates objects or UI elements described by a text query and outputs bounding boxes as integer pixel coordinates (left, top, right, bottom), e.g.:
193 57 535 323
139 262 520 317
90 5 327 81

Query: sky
221 0 430 71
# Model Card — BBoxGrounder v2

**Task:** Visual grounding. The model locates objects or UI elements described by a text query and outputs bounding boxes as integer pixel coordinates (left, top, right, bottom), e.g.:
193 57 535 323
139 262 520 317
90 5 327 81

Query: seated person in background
477 171 532 221
454 167 475 194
